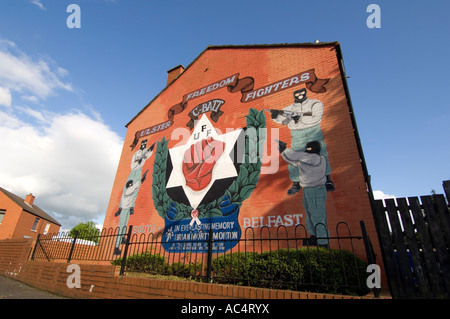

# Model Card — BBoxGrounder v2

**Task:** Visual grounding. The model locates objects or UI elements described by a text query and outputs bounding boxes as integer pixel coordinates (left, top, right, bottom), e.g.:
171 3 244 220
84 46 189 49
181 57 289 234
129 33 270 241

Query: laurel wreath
152 108 266 220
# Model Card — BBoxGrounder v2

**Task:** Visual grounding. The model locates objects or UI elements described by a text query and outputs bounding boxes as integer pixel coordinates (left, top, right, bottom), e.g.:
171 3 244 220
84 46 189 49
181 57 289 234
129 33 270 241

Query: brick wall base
0 239 378 299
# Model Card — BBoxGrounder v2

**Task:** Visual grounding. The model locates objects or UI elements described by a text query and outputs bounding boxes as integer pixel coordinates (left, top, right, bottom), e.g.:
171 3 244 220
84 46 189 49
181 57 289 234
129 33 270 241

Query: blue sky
0 0 449 229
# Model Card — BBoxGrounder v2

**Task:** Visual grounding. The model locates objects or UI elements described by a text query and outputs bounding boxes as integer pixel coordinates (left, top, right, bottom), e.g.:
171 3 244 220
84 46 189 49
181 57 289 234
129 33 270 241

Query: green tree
69 221 100 244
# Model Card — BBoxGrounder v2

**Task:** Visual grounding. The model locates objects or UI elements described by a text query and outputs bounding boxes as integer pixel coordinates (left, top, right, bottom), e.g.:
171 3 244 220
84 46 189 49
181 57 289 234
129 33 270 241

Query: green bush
211 248 370 296
111 251 167 273
111 251 203 277
169 260 203 277
112 248 370 296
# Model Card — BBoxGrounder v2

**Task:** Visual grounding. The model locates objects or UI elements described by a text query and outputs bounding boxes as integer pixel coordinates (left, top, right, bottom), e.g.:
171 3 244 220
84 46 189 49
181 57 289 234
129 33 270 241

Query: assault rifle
264 109 310 125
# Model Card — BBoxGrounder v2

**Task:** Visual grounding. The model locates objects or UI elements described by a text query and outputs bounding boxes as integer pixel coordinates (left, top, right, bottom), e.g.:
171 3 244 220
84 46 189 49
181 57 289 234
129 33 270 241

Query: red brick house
0 187 61 240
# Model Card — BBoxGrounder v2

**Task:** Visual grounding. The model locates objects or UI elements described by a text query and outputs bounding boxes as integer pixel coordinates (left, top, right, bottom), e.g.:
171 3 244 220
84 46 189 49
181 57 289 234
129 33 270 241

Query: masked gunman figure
270 89 334 195
278 140 330 247
113 139 154 255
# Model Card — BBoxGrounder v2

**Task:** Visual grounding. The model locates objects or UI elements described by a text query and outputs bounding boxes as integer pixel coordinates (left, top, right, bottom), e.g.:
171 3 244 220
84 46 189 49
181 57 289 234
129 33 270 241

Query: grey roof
0 187 61 226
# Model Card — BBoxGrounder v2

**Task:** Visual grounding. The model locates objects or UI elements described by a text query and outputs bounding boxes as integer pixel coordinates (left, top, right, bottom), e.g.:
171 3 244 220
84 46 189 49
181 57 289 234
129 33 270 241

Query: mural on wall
153 108 265 253
268 88 334 247
113 139 154 255
112 68 333 254
268 88 334 194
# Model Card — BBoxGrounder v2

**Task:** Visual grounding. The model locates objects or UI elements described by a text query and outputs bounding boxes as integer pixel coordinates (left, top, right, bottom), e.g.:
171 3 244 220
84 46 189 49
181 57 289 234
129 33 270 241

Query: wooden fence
373 180 450 298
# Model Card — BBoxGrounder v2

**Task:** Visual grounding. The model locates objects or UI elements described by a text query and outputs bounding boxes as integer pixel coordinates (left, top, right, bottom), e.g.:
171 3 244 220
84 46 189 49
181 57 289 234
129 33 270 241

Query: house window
0 210 5 224
31 218 39 232
43 222 50 235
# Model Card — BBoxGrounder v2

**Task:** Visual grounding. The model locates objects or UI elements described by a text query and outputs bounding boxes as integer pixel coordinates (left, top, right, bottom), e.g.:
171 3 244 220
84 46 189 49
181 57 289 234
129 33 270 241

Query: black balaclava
293 88 307 103
305 141 321 155
126 180 134 188
140 139 148 150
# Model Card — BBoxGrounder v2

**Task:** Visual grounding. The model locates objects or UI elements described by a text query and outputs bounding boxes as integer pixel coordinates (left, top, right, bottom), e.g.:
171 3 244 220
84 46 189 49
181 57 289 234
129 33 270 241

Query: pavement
0 275 69 299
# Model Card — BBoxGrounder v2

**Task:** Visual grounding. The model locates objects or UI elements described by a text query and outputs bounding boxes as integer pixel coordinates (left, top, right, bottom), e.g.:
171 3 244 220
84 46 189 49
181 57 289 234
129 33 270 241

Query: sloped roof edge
205 41 339 50
126 42 341 127
0 187 61 226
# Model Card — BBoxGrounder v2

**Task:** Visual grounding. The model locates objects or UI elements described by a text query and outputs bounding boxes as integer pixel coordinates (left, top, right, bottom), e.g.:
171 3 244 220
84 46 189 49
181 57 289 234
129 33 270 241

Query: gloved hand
270 109 283 119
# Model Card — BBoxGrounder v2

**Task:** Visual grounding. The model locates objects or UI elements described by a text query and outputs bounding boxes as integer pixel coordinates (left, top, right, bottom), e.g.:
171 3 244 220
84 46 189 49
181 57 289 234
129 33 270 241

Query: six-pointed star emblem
166 115 242 208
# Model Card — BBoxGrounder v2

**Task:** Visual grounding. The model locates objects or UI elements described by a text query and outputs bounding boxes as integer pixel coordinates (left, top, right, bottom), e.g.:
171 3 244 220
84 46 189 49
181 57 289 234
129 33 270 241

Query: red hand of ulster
182 137 225 191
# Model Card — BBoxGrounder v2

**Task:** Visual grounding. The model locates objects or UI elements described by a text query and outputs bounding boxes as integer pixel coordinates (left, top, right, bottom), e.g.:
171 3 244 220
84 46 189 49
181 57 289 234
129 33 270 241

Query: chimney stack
167 65 185 86
25 193 35 206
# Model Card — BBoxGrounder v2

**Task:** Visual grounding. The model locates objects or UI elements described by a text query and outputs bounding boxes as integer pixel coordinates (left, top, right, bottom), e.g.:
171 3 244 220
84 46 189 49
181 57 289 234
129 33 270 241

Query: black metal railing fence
30 220 378 296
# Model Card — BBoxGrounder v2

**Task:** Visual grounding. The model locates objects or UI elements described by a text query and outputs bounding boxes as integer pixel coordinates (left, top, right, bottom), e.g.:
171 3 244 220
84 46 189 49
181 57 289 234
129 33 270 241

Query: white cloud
0 39 72 104
0 38 123 230
30 0 46 10
15 105 46 122
373 190 396 200
0 110 123 230
0 87 12 107
20 95 39 104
